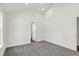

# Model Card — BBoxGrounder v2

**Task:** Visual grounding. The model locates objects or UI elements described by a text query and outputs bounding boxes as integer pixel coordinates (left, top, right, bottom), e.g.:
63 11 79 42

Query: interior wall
44 3 79 50
5 11 43 47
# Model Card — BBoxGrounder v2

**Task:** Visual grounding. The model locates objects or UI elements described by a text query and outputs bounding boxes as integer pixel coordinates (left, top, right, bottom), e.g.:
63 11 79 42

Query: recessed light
41 8 45 11
40 3 43 4
26 3 29 5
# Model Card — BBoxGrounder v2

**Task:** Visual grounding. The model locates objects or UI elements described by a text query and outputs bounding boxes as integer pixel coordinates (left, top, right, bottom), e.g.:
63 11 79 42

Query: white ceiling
0 3 53 14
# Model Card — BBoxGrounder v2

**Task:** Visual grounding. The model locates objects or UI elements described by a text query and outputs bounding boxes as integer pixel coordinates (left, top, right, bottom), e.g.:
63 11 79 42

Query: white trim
0 10 3 49
0 43 3 49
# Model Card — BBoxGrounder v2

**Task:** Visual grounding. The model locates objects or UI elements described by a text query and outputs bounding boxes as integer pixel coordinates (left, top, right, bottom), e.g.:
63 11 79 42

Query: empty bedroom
0 3 79 56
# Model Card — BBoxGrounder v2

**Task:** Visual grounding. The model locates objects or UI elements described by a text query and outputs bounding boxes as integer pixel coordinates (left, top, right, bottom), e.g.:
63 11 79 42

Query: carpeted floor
3 41 79 56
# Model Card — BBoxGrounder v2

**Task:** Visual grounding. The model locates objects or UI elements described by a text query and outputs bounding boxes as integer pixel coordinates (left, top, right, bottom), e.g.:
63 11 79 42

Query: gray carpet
3 41 79 56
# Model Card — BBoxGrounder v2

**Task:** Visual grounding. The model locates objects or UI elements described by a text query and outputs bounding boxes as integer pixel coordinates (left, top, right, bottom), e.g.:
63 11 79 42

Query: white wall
44 3 79 50
5 11 43 47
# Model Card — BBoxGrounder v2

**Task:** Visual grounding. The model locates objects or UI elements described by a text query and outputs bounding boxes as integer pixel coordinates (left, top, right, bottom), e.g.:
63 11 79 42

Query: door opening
31 22 37 42
77 17 79 51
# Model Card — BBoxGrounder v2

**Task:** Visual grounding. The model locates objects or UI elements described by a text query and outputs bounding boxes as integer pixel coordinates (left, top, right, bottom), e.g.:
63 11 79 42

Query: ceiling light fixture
40 3 43 4
26 3 29 5
41 8 45 11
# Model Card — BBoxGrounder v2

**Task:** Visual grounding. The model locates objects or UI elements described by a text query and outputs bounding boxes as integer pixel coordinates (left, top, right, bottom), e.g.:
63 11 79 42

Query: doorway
77 17 79 51
31 22 37 42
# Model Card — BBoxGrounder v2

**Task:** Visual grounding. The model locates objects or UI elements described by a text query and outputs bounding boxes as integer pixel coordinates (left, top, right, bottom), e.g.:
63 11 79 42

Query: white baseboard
6 41 31 48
